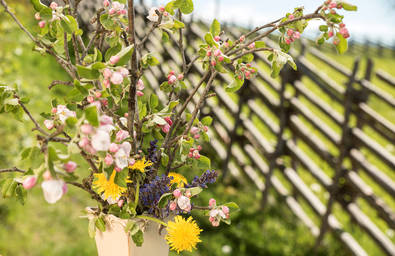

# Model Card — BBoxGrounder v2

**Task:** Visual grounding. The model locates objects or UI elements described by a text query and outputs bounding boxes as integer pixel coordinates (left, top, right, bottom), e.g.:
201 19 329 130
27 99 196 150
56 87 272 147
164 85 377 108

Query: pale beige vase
95 215 169 256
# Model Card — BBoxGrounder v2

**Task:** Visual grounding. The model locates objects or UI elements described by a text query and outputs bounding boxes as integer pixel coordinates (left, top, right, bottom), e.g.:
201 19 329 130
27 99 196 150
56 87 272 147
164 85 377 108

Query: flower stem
135 215 168 227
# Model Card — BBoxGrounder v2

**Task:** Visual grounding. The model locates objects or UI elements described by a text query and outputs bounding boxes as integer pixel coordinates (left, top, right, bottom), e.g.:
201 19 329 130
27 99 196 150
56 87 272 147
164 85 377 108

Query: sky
144 0 395 46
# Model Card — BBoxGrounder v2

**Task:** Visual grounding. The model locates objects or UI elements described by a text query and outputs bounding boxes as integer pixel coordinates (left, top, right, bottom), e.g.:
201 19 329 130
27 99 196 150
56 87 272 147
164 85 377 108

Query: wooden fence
134 7 395 255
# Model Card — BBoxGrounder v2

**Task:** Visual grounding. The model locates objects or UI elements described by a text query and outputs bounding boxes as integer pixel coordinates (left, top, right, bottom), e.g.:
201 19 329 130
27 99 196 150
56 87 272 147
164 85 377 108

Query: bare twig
0 167 25 174
177 11 187 73
48 80 73 90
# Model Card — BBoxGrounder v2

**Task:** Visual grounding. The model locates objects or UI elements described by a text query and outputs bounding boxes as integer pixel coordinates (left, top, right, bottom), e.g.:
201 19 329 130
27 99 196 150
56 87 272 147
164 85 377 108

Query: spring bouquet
0 0 355 253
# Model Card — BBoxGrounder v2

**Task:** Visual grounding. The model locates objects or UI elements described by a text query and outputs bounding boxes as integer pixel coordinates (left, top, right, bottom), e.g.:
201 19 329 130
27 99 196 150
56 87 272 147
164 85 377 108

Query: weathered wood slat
376 69 395 87
359 103 395 142
359 79 395 108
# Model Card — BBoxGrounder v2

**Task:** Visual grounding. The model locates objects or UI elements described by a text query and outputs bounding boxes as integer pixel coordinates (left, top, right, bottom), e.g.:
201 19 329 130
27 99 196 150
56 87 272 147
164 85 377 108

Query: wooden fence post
313 58 360 251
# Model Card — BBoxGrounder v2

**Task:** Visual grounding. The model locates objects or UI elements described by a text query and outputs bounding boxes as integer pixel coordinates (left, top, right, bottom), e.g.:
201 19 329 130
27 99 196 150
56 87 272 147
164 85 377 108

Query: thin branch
48 80 73 90
0 167 25 174
177 11 187 73
15 95 50 136
136 11 162 52
231 47 274 62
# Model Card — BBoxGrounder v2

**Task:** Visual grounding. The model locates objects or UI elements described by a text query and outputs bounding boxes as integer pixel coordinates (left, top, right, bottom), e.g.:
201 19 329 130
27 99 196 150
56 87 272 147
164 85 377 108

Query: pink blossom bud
190 126 199 134
50 2 58 10
203 126 209 132
337 4 343 9
101 99 108 106
185 190 192 198
218 56 224 62
239 35 245 42
87 96 94 103
35 13 41 20
329 2 337 8
339 27 350 38
214 49 222 57
104 154 114 165
109 143 120 153
95 91 102 98
328 31 334 38
209 216 215 222
100 115 113 125
222 205 230 215
169 70 175 75
109 8 116 15
44 120 54 130
194 152 200 159
43 171 52 181
103 0 110 7
164 117 173 126
163 11 169 16
173 189 182 198
214 36 220 42
209 198 216 208
38 21 46 28
161 124 170 133
168 75 177 85
194 134 200 139
224 42 229 47
339 23 346 28
109 55 120 65
103 68 112 79
330 9 336 14
81 124 93 135
285 38 291 45
118 199 124 207
245 71 251 77
206 50 212 57
119 9 127 15
103 79 110 88
288 14 295 20
23 176 37 190
137 79 145 90
51 107 57 114
79 137 90 148
197 145 202 151
136 91 144 97
190 148 195 152
211 60 216 66
110 72 124 85
159 6 165 12
115 167 121 172
248 42 255 49
293 31 301 39
333 38 339 45
119 67 129 77
63 161 77 173
287 29 294 36
211 220 220 227
169 201 177 211
177 74 184 80
188 152 193 158
62 183 68 194
116 130 129 142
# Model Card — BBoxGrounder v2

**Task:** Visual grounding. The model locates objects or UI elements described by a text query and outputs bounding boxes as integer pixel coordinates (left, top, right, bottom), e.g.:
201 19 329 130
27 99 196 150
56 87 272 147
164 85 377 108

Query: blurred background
0 0 394 255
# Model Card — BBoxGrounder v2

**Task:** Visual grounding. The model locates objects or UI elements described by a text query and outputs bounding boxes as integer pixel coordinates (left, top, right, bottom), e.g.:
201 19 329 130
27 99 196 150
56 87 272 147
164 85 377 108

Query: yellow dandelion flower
92 170 130 200
165 216 202 253
168 172 188 188
129 157 153 173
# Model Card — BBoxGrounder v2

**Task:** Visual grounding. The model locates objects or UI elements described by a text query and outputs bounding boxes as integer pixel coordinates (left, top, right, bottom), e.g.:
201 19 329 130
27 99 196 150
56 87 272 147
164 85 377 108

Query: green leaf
165 1 176 15
105 44 122 62
319 25 328 32
132 230 144 247
174 0 194 14
223 202 240 209
125 221 140 236
162 31 170 43
95 217 106 232
149 94 159 111
88 217 97 238
225 77 244 93
1 178 14 198
15 185 27 205
114 170 129 188
85 105 99 127
197 155 211 169
201 116 213 126
141 53 160 68
173 20 185 29
335 33 348 54
210 19 221 36
188 187 203 197
204 32 218 47
160 81 172 93
76 65 100 80
341 1 357 11
61 15 79 34
30 0 50 12
66 117 78 128
158 193 172 208
255 41 266 48
112 45 135 66
91 62 106 70
100 14 118 30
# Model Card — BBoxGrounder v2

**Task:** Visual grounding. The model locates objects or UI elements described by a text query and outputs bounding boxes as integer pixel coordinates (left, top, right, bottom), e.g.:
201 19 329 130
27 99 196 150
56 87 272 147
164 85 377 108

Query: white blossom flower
91 130 111 151
115 142 131 169
147 7 160 22
56 105 76 123
41 179 66 204
177 195 191 211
